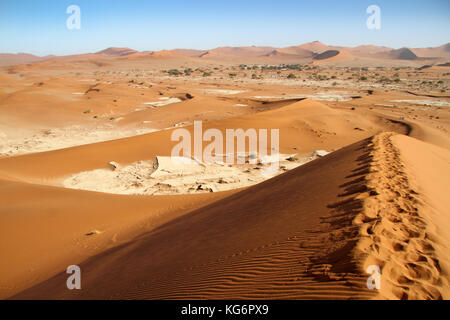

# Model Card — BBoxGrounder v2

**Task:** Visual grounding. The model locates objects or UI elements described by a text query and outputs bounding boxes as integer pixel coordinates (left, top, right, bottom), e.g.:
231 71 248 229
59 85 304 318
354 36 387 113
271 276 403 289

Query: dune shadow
305 137 375 282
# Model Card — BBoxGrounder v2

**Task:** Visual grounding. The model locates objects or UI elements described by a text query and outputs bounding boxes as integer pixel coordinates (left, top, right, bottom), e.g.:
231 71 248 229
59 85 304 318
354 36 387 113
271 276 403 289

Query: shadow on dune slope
13 137 379 300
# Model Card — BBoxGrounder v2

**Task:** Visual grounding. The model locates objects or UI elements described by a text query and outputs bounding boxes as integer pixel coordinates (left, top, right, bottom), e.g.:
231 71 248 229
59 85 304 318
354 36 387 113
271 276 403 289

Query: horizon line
2 40 449 58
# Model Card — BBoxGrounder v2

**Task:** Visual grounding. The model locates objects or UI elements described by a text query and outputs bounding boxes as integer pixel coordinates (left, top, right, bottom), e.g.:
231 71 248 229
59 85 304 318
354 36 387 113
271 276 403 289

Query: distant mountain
0 53 43 66
148 50 186 58
388 48 418 60
276 46 315 58
263 49 304 58
258 49 313 63
208 46 276 57
296 41 330 53
172 49 208 57
445 43 450 52
348 45 392 56
2 42 450 67
412 43 450 59
96 47 138 56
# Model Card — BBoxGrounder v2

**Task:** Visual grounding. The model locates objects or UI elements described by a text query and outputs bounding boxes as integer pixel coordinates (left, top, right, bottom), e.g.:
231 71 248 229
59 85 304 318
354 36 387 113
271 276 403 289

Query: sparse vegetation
168 69 183 76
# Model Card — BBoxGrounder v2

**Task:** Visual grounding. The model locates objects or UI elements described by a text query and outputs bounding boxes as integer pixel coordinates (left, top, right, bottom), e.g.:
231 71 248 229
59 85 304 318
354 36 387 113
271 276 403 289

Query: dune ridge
3 41 450 68
11 135 378 299
354 133 446 299
11 132 449 300
1 46 449 301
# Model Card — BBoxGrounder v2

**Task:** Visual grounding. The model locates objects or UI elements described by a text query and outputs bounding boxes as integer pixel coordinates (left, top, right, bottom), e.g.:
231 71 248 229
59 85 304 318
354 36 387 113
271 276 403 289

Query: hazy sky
0 0 449 56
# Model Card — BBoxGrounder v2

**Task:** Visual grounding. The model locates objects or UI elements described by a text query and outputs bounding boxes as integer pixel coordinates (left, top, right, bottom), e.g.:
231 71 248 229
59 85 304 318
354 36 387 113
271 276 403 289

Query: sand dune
1 43 449 301
348 45 392 56
209 46 276 57
313 50 341 60
11 132 449 299
12 135 378 299
96 47 138 57
275 46 314 58
0 99 407 181
355 133 449 299
0 178 236 299
3 41 449 68
385 48 419 61
412 43 450 59
0 53 44 67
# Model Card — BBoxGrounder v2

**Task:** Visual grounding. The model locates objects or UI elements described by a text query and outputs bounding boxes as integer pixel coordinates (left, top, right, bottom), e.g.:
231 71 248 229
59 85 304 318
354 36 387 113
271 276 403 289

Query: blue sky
0 0 449 56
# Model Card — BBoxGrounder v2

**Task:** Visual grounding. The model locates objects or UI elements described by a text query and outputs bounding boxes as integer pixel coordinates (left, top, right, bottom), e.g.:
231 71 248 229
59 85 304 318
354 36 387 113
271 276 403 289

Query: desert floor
1 58 449 299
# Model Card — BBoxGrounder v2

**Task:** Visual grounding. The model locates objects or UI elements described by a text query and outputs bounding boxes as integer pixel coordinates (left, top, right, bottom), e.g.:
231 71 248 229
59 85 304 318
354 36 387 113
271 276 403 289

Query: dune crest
1 36 449 301
12 132 450 300
355 133 447 299
5 132 450 300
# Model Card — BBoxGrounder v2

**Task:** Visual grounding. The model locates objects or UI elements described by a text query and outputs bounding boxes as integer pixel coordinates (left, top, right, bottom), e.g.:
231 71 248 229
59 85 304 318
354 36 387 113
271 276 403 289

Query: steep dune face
385 48 418 60
309 49 359 66
273 47 314 58
259 49 314 63
313 50 341 60
12 133 450 300
13 136 378 299
0 178 236 299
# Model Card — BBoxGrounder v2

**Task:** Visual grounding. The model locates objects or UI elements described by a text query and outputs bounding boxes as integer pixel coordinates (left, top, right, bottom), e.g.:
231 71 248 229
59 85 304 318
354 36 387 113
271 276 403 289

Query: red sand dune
3 41 450 68
10 132 450 299
0 99 406 180
1 44 449 300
